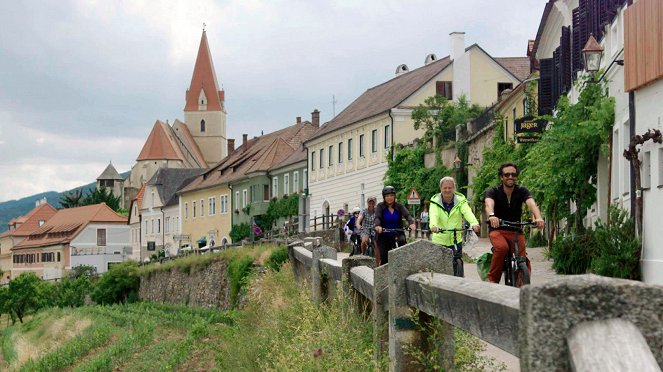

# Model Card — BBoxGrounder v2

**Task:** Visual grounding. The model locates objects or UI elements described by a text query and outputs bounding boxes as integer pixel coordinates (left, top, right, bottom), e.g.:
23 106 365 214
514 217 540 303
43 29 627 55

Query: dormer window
201 120 206 132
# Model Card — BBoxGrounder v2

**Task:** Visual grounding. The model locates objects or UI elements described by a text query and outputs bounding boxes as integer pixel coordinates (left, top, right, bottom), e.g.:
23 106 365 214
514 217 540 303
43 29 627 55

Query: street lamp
582 33 604 73
453 155 462 169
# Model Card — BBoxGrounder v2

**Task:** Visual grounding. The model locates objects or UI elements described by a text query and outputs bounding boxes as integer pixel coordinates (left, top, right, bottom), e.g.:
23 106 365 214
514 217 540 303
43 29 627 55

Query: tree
5 273 49 323
412 94 484 154
91 261 140 305
53 265 97 308
59 188 84 208
521 78 614 234
81 187 122 212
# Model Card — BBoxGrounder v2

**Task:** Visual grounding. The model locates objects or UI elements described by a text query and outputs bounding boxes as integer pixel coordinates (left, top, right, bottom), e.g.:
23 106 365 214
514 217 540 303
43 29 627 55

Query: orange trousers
488 230 531 283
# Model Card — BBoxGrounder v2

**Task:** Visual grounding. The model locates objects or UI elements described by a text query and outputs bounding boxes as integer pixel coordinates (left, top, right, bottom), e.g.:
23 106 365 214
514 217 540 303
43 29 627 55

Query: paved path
337 237 558 371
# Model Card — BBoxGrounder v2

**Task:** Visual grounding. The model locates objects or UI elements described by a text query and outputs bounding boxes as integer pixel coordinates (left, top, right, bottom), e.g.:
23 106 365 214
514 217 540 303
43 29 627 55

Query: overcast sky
0 0 545 203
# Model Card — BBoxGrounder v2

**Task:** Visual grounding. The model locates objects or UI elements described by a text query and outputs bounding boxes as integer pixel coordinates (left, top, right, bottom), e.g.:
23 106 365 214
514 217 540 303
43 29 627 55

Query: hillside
0 171 129 233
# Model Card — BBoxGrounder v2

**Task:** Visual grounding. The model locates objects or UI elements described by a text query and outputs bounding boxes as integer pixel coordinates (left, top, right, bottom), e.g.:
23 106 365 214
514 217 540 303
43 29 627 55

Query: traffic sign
407 188 421 205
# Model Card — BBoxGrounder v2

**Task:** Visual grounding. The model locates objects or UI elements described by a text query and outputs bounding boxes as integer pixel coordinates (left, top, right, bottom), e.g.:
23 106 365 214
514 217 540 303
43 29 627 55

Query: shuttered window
538 58 554 116
436 81 453 100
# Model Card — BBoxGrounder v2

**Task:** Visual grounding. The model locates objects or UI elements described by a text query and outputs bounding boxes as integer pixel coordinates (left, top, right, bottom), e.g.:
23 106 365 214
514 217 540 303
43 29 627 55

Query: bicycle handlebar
430 228 473 233
377 227 409 233
485 219 536 227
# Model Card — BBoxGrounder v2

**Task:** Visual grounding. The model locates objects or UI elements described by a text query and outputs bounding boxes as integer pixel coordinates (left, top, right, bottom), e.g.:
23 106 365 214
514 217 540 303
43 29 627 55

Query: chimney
242 134 249 151
311 109 320 127
395 64 409 76
35 197 46 207
296 117 301 124
450 31 466 61
227 138 235 155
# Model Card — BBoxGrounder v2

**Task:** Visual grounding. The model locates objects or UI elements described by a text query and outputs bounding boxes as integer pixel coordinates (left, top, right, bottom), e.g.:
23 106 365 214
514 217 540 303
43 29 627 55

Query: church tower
184 30 227 166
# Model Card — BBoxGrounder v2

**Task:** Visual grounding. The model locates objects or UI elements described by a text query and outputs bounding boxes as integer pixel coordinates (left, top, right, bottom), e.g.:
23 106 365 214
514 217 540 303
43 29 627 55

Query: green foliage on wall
230 222 250 242
384 145 452 204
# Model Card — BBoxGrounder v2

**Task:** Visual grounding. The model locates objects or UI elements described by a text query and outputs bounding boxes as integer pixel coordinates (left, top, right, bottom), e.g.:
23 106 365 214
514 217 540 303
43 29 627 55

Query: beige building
305 32 530 221
0 199 57 283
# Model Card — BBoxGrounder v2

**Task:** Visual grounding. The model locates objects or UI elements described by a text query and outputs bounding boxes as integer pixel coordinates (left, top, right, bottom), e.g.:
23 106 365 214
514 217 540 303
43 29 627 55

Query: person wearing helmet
356 196 377 255
345 206 362 255
374 186 416 266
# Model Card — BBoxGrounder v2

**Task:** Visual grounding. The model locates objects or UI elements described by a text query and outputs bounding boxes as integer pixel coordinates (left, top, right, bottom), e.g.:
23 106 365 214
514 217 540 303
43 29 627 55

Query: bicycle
431 228 475 278
488 219 535 287
349 233 361 256
374 227 409 266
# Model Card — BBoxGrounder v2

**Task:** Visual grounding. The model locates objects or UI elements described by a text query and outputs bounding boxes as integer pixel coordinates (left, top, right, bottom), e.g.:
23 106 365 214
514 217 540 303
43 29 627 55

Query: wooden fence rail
288 238 663 372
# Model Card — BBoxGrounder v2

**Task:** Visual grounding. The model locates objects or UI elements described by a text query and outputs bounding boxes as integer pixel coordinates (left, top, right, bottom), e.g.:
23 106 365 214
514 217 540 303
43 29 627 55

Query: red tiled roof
184 31 224 112
171 119 207 167
13 203 127 249
0 203 57 238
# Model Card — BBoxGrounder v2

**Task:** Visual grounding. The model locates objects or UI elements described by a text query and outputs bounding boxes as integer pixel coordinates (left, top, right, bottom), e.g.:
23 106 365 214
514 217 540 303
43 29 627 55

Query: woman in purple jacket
374 186 416 266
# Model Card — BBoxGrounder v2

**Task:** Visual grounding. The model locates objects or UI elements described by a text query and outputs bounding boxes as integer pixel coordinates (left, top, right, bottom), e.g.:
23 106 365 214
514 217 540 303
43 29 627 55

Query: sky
0 0 546 203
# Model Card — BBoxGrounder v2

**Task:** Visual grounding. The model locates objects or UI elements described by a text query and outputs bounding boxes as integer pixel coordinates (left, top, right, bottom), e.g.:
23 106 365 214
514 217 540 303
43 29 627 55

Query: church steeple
184 30 228 166
185 30 225 112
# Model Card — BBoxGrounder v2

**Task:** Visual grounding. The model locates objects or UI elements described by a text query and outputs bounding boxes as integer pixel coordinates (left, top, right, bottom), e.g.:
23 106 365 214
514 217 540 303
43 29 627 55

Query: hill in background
0 171 129 234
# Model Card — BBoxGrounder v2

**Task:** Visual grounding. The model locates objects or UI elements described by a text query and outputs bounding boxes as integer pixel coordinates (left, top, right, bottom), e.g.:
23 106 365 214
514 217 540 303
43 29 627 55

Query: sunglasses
502 172 518 178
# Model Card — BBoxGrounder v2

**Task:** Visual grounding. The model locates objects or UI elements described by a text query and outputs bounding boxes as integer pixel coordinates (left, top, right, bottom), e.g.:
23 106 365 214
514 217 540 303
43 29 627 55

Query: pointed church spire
184 30 224 112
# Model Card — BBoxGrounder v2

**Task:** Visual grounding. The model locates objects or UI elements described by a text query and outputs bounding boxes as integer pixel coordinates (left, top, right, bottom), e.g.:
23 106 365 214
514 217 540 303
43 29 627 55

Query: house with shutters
304 32 530 221
0 199 57 283
531 0 663 284
178 117 318 245
11 203 129 280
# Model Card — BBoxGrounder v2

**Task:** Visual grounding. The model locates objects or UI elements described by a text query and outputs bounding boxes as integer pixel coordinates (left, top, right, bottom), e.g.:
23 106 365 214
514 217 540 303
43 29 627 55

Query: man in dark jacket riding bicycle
484 163 544 283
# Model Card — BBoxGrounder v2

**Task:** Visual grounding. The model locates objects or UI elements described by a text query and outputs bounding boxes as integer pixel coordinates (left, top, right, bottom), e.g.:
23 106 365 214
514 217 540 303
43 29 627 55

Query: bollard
388 240 454 371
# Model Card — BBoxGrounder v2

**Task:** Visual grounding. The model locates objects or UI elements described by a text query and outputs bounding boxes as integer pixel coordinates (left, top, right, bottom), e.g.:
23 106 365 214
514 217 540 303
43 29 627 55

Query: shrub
54 276 92 308
550 230 597 275
591 207 640 280
91 261 140 305
527 230 548 248
230 222 250 242
265 245 289 271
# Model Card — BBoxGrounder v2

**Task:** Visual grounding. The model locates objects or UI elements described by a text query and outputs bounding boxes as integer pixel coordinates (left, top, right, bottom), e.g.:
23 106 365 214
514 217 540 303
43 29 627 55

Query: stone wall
138 260 231 309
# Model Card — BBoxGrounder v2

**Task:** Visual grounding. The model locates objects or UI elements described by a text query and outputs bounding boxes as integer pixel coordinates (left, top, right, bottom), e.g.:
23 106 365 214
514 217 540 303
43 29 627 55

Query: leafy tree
521 78 614 233
230 222 250 243
384 145 452 205
81 187 122 211
412 94 484 153
91 261 140 305
4 273 49 323
53 265 96 308
59 188 84 208
69 264 98 279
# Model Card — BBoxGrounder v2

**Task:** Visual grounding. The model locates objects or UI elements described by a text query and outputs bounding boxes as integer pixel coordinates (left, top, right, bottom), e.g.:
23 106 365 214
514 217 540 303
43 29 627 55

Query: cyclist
356 196 377 255
429 176 480 251
345 207 361 254
374 186 416 266
484 163 544 283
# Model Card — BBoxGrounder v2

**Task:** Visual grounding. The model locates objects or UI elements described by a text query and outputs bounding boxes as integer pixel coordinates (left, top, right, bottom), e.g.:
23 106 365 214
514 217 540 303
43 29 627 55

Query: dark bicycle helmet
382 186 396 196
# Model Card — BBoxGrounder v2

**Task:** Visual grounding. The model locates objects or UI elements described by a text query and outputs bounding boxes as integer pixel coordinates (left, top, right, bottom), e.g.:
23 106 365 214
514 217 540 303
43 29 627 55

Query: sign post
407 188 421 230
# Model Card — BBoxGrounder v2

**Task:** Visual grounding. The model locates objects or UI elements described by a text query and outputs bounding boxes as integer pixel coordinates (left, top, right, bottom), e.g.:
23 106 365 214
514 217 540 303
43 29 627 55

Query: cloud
0 0 545 202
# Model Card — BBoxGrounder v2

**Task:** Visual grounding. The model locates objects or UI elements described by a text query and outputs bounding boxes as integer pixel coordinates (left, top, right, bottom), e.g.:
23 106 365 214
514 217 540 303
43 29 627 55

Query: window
622 121 630 195
311 151 316 171
185 202 188 219
523 98 528 116
384 125 390 149
133 205 137 216
200 199 204 216
151 192 155 207
220 194 228 213
145 220 148 234
157 218 161 233
151 219 154 234
371 129 378 153
347 138 353 160
273 177 279 198
658 148 663 187
263 185 270 201
235 191 240 211
328 145 333 166
513 107 517 123
359 134 365 157
209 197 216 215
200 119 206 132
436 81 453 100
242 189 248 207
193 201 197 218
284 174 290 195
320 148 325 168
642 151 651 189
293 171 299 193
39 220 45 226
303 169 308 192
338 142 343 163
165 217 170 233
57 252 61 262
97 229 106 246
498 82 514 97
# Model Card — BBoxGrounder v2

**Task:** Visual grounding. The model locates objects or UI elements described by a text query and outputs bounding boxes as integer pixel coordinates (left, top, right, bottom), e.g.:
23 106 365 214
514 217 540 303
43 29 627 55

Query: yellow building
305 32 530 219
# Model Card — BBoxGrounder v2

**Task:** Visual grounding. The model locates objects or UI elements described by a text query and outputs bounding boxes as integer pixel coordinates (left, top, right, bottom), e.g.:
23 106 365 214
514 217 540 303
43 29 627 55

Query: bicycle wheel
453 258 464 277
516 261 531 287
502 257 512 286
